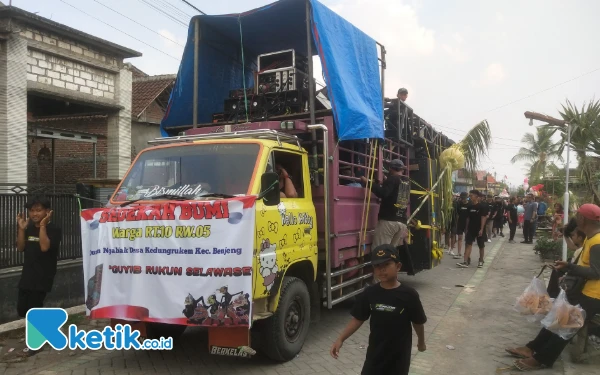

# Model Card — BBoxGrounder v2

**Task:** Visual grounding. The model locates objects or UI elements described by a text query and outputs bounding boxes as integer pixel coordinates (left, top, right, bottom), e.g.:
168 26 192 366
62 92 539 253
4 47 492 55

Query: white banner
80 197 256 328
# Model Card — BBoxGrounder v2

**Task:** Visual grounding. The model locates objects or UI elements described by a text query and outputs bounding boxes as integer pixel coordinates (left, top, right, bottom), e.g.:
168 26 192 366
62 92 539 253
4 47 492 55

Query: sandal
514 359 546 371
505 348 531 359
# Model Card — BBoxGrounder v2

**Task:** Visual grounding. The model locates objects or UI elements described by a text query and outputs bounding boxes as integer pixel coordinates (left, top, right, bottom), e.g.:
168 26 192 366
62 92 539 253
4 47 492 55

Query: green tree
510 127 562 181
552 100 600 204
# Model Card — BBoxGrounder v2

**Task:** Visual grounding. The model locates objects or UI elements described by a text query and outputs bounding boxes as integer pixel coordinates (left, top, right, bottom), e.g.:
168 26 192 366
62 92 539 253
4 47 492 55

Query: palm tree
438 120 492 229
511 127 562 180
552 99 600 204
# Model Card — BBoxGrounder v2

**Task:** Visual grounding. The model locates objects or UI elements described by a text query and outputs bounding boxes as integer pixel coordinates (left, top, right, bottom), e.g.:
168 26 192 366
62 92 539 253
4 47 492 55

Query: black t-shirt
371 175 409 222
467 202 489 235
494 202 505 221
487 201 497 220
351 284 427 375
507 204 518 222
19 223 62 292
456 201 470 226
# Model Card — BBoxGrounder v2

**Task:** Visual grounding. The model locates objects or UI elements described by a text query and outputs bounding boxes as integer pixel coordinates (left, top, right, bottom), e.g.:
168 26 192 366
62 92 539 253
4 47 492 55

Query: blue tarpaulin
161 0 384 141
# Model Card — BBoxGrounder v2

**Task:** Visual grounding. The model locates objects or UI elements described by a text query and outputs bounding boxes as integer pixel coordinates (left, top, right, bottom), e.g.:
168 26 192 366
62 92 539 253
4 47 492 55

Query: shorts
372 220 408 248
465 230 486 248
493 218 504 229
454 221 466 235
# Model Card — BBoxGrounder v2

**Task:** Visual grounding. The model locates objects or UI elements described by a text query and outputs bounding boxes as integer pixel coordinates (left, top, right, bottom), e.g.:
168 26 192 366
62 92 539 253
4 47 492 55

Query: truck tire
146 322 187 340
261 276 311 362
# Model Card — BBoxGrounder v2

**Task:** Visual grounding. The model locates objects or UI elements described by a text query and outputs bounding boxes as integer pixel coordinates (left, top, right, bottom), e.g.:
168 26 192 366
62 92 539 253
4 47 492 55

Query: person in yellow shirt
505 203 600 371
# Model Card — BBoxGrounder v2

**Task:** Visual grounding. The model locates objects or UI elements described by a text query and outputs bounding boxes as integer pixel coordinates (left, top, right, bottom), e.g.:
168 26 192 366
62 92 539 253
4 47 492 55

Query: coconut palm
437 120 492 230
510 127 562 180
552 99 600 204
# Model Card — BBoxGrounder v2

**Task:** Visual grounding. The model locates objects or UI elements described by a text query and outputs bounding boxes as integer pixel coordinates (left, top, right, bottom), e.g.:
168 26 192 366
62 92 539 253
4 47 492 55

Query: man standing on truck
360 159 409 249
397 88 408 102
457 190 488 268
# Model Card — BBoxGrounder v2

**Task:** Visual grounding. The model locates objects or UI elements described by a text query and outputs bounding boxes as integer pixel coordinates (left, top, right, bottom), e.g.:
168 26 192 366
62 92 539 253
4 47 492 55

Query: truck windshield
112 143 260 201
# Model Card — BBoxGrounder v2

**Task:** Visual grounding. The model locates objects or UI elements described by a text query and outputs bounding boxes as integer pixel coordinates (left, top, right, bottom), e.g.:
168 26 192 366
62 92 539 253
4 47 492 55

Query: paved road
1 233 598 375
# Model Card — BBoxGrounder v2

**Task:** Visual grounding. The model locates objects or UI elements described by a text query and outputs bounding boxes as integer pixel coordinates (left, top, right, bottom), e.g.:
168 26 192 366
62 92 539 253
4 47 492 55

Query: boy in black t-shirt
457 190 488 268
330 244 427 375
16 196 62 318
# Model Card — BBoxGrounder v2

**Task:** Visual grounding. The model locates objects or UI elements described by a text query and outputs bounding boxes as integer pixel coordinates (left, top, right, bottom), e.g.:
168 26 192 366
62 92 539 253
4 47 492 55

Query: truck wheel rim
284 297 303 342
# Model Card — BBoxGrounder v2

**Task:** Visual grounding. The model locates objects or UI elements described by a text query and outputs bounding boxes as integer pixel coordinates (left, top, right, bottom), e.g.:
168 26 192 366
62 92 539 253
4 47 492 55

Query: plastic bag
541 289 586 340
514 276 553 322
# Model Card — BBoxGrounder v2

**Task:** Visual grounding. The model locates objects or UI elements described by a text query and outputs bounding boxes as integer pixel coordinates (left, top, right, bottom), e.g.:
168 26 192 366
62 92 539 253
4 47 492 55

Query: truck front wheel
261 276 311 362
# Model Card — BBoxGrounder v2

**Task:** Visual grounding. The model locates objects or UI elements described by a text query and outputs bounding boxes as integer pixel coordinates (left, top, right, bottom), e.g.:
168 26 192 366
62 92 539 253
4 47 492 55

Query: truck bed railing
148 129 303 150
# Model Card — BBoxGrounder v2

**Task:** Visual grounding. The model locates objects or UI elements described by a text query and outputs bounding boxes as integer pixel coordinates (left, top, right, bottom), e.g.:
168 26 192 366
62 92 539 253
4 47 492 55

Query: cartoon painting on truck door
254 150 317 297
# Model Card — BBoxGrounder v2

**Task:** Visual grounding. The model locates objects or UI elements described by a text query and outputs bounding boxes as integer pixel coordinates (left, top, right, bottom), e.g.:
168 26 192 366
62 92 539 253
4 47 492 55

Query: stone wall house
0 5 142 186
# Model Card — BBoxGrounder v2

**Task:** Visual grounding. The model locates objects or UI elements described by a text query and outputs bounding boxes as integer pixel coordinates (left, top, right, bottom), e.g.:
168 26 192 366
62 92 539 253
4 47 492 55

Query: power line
180 0 206 15
92 0 185 48
138 0 188 27
485 66 600 113
58 0 181 61
155 0 194 19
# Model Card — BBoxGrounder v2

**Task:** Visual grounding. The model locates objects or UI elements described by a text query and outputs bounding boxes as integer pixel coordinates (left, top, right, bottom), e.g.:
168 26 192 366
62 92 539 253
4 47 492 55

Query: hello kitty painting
259 239 278 293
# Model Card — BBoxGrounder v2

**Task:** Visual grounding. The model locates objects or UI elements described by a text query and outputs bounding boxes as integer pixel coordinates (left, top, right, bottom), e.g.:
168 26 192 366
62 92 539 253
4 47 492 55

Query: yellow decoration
439 145 466 171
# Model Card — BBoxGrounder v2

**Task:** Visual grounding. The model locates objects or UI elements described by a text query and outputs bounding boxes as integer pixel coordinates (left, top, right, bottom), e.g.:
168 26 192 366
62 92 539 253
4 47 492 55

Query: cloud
442 32 468 62
330 0 435 56
471 63 506 87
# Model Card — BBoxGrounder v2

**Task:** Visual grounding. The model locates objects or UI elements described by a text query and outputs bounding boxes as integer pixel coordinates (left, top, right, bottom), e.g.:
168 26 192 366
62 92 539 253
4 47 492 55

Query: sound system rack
214 49 313 123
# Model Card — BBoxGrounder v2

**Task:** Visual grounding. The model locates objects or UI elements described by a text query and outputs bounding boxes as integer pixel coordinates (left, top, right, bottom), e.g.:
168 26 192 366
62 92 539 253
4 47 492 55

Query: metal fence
0 183 87 269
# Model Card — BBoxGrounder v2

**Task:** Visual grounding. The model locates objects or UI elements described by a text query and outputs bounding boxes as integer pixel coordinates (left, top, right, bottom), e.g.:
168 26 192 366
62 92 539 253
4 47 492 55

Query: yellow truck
96 0 453 361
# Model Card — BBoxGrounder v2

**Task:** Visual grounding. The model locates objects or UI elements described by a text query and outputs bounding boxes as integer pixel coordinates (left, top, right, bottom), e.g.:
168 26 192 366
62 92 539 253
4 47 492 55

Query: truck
90 0 454 361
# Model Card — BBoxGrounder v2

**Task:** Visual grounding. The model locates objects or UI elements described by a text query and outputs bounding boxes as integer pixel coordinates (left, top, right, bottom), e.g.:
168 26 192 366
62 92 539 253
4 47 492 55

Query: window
114 143 260 201
272 151 304 198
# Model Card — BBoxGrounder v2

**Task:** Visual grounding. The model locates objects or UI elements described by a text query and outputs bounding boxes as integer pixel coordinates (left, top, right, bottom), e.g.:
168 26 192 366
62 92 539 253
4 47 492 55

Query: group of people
445 193 565 264
443 190 509 268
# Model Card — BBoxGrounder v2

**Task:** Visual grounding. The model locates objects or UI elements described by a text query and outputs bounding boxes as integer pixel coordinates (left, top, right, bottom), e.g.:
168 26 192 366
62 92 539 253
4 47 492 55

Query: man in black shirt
507 196 519 243
361 159 409 249
452 192 470 260
457 190 488 268
16 196 62 318
493 196 505 238
330 244 426 374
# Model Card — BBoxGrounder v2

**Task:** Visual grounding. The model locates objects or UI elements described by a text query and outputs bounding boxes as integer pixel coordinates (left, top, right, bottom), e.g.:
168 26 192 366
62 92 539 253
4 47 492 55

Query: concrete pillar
106 64 132 179
0 35 28 184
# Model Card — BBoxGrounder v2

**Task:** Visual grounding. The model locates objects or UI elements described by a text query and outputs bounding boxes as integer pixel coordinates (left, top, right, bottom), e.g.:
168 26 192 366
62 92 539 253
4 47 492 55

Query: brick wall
138 101 165 124
26 49 116 99
19 27 119 68
27 118 109 184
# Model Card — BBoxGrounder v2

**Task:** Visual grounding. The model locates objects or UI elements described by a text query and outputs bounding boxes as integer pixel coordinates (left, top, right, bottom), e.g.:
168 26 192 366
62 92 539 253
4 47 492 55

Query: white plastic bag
514 276 553 322
541 289 586 340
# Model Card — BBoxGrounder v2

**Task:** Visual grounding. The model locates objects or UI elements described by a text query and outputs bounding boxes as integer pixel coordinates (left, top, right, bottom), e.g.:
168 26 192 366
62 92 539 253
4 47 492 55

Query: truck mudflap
208 327 255 358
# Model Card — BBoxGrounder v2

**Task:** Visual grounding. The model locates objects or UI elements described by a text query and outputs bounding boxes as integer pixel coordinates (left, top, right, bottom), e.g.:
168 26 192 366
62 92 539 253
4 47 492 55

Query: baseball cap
388 159 406 170
577 204 600 221
371 244 400 266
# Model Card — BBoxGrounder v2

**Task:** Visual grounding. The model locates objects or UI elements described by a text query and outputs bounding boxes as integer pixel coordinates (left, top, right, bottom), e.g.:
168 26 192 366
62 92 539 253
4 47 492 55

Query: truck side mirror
260 172 280 206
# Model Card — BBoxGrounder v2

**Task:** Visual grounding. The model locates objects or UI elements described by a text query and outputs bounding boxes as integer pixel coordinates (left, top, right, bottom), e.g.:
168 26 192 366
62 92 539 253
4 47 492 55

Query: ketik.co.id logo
26 308 173 350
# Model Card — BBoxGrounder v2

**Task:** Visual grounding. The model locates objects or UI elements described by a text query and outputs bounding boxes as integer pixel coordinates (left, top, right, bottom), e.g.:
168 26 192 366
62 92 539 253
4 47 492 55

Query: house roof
0 6 141 58
132 75 176 119
131 65 149 79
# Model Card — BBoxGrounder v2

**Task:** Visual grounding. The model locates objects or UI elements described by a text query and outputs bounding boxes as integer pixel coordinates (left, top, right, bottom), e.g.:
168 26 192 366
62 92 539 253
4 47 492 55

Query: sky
15 0 600 189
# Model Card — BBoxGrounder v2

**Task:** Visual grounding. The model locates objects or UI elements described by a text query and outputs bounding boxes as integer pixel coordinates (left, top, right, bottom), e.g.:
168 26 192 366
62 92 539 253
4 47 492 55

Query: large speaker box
409 158 440 271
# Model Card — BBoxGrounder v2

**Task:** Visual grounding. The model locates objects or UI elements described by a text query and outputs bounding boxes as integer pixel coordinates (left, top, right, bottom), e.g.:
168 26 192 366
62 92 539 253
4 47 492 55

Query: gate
0 184 84 269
